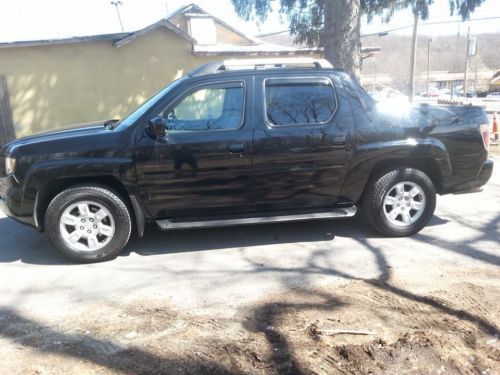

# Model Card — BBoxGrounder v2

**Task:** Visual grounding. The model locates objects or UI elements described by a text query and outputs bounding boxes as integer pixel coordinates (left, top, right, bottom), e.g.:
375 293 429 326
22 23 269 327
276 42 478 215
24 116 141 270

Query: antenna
110 1 125 32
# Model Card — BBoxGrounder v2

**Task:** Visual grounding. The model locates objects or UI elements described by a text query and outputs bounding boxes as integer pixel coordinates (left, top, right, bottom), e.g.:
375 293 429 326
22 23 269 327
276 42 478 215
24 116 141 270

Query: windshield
117 77 186 128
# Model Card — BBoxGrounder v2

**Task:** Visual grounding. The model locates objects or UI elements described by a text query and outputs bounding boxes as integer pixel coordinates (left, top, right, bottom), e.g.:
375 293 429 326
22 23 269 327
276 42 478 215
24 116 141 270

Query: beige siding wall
168 13 252 46
215 23 252 45
169 14 189 33
0 28 220 136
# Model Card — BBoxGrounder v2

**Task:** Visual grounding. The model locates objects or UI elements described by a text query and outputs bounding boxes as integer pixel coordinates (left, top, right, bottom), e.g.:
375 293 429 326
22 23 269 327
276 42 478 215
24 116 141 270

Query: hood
1 121 113 156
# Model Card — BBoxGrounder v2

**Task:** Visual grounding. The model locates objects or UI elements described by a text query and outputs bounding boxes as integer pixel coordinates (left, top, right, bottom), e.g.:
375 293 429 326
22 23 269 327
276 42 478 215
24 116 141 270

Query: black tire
362 167 436 237
45 184 132 263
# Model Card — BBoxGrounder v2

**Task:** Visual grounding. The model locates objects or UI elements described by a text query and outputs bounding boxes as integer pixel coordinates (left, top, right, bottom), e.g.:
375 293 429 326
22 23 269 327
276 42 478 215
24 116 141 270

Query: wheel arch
35 176 145 237
372 157 441 188
359 157 442 205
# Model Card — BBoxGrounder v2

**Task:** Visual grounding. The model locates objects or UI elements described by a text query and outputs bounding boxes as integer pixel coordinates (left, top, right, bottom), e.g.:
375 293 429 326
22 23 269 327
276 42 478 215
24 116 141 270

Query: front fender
18 158 135 228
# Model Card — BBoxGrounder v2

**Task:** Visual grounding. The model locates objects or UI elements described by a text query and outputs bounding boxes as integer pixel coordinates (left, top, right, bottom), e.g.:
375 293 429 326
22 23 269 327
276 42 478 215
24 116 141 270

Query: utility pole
474 58 478 94
426 38 433 95
463 28 478 97
409 10 419 102
110 1 124 32
463 27 470 97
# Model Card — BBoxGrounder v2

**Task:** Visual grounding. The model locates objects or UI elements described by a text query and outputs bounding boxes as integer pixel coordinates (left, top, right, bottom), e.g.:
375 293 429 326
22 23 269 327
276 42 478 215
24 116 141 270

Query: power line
361 16 500 37
257 16 500 38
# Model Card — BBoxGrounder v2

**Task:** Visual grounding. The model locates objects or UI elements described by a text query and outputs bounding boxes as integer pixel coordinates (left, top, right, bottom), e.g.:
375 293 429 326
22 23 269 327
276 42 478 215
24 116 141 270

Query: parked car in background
419 88 440 97
486 92 500 100
0 58 494 262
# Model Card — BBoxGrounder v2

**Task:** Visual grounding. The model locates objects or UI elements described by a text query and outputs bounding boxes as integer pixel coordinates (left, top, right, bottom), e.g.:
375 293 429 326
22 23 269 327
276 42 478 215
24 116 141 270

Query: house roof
113 3 258 48
113 19 196 48
192 43 321 56
257 30 381 57
0 2 376 60
491 71 500 85
169 3 260 45
0 3 261 50
422 69 496 82
0 32 129 49
0 3 199 48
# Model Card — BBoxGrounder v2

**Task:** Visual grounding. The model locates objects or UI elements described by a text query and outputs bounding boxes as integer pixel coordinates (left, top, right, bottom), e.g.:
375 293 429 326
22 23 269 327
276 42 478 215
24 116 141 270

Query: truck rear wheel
362 168 436 236
45 185 132 263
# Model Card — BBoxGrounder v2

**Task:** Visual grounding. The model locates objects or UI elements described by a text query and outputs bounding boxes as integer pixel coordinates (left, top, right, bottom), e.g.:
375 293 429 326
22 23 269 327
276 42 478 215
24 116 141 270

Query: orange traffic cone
493 112 499 141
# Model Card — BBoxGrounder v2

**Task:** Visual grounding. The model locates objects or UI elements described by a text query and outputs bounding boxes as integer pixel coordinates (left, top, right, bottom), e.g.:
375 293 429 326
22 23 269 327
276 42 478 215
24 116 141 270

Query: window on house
265 78 336 126
163 82 245 132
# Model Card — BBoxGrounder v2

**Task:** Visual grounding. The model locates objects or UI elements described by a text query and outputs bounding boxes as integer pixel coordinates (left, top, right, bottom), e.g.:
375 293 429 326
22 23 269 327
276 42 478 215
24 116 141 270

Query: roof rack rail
189 57 333 77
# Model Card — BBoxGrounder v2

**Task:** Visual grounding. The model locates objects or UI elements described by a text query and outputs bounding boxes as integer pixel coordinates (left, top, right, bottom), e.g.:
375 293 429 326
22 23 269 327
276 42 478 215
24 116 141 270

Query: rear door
135 78 254 218
252 73 356 212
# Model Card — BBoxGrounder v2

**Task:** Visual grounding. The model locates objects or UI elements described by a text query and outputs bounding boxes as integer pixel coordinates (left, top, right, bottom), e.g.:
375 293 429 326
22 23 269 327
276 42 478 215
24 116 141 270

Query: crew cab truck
0 58 493 262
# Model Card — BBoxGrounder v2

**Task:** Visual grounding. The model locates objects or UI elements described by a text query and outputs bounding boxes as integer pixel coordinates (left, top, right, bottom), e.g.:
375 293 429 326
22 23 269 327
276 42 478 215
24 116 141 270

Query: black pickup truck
0 58 493 262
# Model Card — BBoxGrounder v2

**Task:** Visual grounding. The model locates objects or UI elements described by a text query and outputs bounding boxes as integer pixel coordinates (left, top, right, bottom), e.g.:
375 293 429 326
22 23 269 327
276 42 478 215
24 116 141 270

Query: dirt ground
489 143 500 156
1 279 498 375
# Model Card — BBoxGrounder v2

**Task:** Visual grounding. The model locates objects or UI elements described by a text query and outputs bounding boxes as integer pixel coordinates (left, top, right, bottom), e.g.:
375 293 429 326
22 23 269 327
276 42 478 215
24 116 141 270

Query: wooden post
0 75 16 147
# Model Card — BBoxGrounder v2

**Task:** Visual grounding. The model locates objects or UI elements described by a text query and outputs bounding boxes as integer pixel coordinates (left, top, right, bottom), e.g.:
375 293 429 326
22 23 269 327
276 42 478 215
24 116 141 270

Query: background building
0 3 322 136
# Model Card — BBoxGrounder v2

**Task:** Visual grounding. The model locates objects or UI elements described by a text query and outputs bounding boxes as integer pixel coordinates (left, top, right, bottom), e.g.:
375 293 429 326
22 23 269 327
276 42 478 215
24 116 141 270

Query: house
360 69 498 94
422 69 496 93
0 3 324 136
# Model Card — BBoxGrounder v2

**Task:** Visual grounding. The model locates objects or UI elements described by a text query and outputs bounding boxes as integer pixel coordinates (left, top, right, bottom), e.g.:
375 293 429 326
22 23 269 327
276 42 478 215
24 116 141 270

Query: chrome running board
156 206 357 230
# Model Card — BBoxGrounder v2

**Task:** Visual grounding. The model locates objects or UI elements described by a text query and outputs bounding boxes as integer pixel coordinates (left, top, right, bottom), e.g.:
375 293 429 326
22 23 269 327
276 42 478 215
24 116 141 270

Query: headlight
5 157 16 175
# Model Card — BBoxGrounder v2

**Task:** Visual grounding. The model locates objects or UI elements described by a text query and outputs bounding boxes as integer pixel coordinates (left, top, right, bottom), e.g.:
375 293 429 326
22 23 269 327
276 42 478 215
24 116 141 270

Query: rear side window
265 78 336 126
339 74 375 112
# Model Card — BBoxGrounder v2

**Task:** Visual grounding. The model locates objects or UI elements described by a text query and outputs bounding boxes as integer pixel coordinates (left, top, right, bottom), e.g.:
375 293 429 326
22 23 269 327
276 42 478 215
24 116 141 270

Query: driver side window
162 82 245 132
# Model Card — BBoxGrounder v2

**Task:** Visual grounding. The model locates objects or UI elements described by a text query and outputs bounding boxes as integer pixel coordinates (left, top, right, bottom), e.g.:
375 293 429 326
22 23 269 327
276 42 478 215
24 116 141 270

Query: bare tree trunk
324 0 361 79
0 75 16 147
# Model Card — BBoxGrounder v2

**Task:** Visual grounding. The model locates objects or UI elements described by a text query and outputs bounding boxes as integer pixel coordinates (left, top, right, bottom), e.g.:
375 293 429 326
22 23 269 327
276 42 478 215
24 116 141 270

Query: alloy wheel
382 181 426 227
59 200 115 252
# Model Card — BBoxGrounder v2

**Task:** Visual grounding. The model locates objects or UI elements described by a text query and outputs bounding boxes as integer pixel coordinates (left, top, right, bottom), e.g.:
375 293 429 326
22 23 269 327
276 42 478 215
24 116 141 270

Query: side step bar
156 206 357 230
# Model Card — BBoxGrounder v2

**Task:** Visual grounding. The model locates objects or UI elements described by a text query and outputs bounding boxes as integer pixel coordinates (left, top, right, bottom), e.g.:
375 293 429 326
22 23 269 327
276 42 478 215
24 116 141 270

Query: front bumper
0 175 36 227
451 159 494 194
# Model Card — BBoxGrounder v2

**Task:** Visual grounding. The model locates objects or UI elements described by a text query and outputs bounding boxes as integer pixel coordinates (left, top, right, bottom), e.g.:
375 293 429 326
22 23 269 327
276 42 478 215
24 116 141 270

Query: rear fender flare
341 138 451 202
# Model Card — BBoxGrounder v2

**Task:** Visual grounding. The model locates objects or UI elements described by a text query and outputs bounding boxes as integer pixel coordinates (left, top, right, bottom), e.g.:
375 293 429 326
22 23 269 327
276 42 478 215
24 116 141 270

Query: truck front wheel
45 185 132 262
362 168 436 236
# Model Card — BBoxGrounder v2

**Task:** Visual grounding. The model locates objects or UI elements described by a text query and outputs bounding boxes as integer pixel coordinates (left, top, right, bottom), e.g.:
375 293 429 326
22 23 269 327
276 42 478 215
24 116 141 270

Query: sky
0 0 499 43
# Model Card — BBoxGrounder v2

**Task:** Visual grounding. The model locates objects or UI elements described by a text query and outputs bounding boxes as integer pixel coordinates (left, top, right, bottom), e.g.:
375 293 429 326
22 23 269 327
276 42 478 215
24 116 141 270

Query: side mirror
146 116 166 140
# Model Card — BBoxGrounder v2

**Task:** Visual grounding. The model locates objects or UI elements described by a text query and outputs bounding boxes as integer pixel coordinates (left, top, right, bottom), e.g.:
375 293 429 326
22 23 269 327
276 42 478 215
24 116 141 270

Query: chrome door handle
332 136 347 146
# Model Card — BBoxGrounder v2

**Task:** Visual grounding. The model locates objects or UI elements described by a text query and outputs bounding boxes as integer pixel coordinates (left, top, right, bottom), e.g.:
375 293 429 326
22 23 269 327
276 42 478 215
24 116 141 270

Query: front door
135 78 253 218
252 74 355 212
